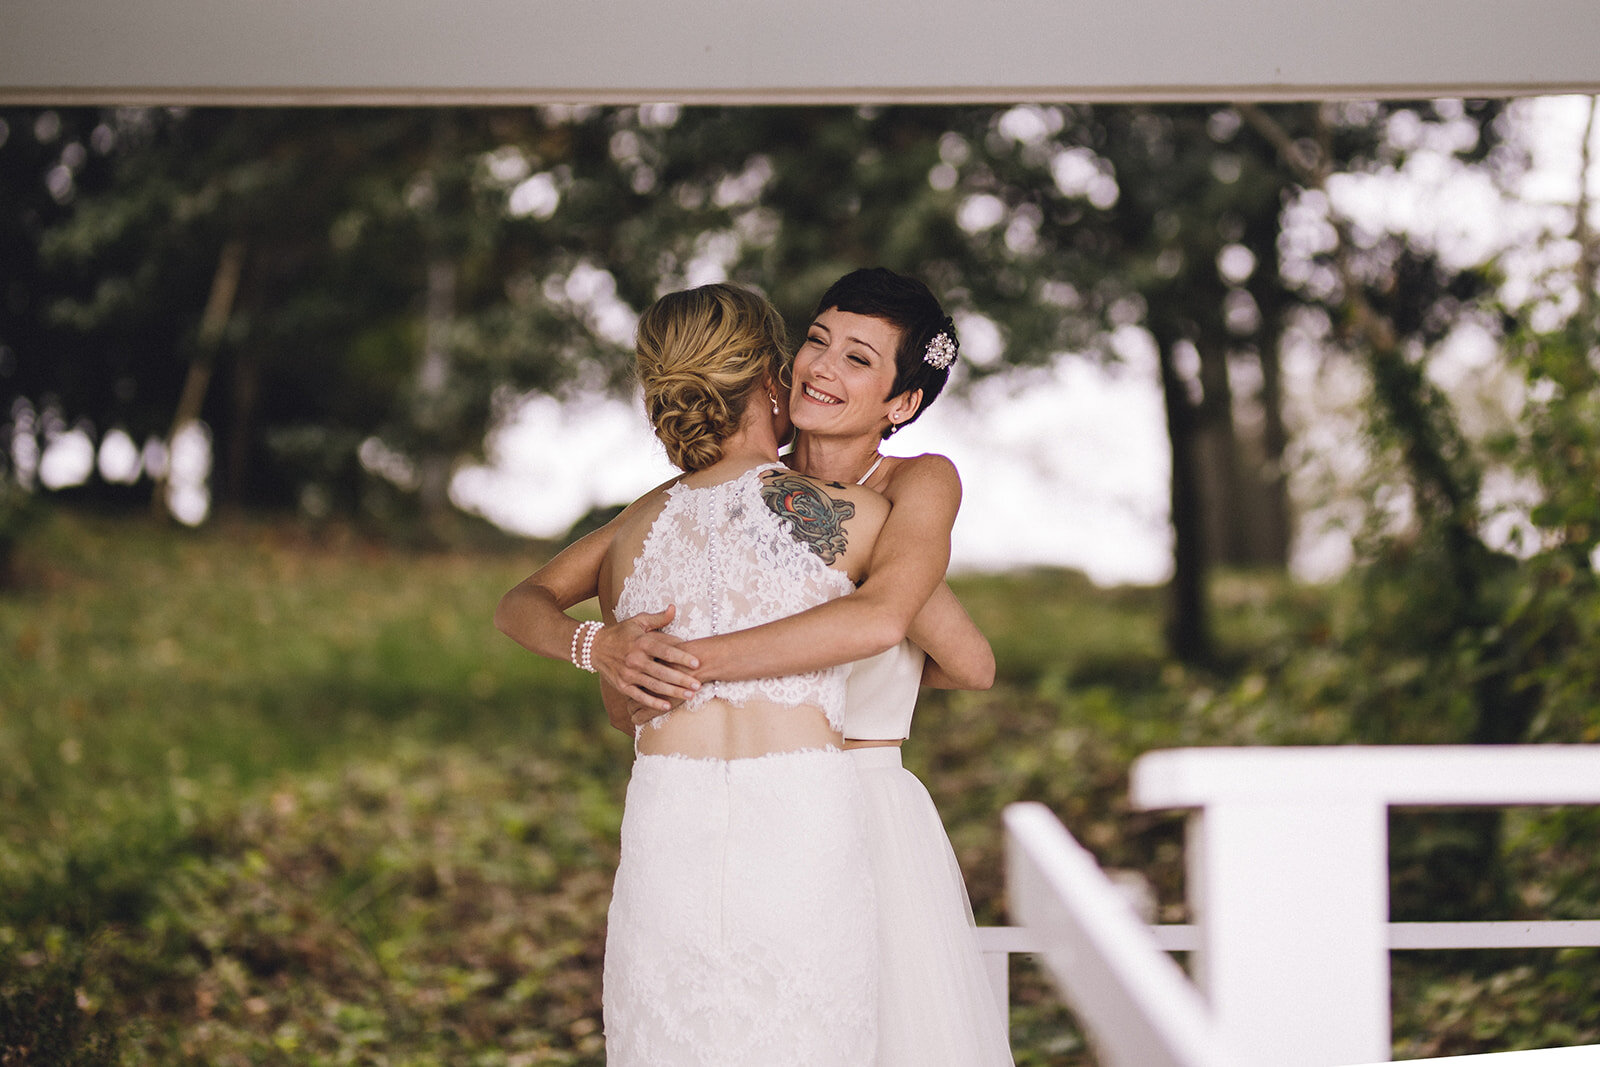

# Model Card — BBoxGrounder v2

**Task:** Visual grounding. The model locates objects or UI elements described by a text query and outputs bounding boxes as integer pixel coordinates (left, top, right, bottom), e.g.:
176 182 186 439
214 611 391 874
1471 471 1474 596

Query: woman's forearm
683 458 961 682
683 594 909 682
495 578 586 662
908 582 995 691
494 492 701 710
681 572 993 687
493 523 610 662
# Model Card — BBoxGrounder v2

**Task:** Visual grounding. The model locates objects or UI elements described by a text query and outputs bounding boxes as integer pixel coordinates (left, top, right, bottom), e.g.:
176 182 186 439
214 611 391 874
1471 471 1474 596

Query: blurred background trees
2 99 1597 688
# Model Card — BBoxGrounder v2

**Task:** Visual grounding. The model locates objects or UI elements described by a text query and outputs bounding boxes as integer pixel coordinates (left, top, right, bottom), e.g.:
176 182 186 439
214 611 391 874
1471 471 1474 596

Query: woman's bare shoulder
608 476 682 545
621 474 684 514
883 452 961 503
891 451 959 474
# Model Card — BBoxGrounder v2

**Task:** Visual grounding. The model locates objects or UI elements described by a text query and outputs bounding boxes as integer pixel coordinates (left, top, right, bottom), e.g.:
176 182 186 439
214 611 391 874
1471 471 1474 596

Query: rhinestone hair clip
923 332 958 371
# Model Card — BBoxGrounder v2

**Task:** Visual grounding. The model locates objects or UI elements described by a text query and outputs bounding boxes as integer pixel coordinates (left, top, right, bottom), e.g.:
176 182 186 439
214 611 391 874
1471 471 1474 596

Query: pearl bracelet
571 620 602 673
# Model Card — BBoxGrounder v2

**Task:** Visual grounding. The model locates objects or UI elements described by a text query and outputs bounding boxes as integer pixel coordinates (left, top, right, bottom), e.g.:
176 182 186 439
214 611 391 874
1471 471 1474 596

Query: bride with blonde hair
575 282 890 1063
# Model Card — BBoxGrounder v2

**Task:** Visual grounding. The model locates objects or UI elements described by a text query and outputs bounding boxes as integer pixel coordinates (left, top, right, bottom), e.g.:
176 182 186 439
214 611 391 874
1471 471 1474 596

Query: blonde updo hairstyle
635 283 791 472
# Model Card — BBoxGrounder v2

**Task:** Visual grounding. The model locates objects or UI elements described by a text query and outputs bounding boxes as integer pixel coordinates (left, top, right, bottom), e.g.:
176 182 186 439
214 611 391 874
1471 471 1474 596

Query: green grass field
2 510 1595 1064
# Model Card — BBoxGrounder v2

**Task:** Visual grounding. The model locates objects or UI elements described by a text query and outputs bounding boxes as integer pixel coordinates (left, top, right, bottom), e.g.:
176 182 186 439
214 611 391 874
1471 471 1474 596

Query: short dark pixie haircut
812 267 958 439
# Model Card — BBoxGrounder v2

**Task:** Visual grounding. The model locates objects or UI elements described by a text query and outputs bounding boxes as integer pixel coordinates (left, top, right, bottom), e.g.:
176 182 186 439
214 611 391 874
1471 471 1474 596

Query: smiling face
790 308 919 439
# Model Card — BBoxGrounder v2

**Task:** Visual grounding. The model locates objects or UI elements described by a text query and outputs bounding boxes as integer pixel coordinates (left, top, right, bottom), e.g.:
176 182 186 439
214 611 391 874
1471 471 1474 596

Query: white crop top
842 639 926 740
614 463 856 732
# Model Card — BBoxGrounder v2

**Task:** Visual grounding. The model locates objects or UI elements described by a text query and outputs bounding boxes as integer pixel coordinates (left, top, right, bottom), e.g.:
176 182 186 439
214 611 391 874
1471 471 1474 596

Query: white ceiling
3 0 1598 106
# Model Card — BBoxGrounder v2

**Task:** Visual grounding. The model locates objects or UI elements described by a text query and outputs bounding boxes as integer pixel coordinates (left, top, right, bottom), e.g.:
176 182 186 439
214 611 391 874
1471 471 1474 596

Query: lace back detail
615 464 854 732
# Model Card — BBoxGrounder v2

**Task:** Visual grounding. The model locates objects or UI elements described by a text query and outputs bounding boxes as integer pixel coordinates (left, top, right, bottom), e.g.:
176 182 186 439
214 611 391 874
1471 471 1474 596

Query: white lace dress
602 464 878 1066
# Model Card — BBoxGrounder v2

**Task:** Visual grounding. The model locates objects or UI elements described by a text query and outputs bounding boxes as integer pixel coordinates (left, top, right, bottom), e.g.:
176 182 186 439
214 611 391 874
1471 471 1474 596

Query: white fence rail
1004 801 1228 1067
998 746 1600 1066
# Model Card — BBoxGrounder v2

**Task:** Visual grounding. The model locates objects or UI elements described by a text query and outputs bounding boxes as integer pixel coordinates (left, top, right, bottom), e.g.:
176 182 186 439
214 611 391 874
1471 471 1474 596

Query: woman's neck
788 432 882 484
694 421 781 480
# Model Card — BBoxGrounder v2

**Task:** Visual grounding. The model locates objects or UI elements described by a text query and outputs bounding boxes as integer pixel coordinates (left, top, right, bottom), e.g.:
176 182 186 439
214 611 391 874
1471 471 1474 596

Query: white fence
995 746 1600 1066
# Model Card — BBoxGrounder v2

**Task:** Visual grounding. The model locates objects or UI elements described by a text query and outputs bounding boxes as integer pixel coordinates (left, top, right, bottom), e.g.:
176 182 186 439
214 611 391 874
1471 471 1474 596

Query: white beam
1131 746 1600 809
3 0 1599 107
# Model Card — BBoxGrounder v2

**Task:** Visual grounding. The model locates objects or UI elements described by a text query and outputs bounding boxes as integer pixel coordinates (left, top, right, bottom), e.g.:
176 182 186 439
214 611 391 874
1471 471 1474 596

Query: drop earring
770 394 780 415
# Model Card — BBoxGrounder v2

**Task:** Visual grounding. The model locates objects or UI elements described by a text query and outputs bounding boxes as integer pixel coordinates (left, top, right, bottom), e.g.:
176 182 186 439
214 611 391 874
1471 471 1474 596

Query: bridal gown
602 463 877 1067
845 640 1016 1066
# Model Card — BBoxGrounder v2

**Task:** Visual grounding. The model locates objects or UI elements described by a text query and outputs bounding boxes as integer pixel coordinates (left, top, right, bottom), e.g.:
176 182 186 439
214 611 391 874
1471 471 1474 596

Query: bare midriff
843 738 904 750
635 697 843 760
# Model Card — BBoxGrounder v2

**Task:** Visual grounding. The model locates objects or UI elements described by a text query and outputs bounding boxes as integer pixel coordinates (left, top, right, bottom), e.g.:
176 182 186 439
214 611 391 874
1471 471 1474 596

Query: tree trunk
1252 315 1293 567
152 239 245 518
1156 333 1213 664
222 345 259 514
1195 336 1250 567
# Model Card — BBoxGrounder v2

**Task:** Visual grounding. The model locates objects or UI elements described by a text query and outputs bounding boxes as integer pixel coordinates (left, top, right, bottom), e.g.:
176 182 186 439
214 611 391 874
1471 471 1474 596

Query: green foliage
5 107 649 520
1492 324 1600 745
2 511 629 1062
1300 155 1600 910
1394 950 1600 1059
1 943 123 1066
0 477 41 590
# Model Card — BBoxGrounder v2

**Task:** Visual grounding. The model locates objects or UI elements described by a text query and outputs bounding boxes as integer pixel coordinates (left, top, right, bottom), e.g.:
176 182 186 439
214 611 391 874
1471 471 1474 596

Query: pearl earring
770 394 780 415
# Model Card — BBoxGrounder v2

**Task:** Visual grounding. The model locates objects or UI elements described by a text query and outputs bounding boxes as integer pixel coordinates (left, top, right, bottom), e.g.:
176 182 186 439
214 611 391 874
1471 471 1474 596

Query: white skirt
851 745 1016 1066
603 749 878 1067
